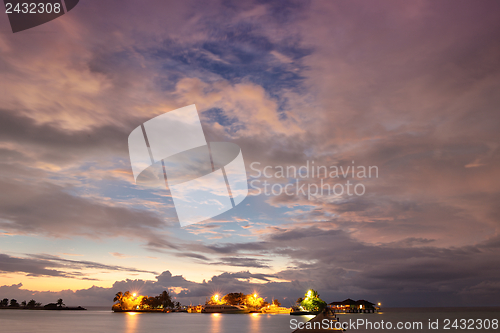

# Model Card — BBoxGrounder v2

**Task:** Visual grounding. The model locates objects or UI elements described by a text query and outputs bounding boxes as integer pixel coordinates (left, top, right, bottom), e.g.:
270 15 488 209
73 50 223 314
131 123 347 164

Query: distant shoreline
0 307 86 311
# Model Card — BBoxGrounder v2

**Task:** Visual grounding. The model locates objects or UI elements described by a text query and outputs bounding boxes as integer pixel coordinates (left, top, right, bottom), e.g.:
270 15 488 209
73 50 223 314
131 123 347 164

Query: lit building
328 299 379 313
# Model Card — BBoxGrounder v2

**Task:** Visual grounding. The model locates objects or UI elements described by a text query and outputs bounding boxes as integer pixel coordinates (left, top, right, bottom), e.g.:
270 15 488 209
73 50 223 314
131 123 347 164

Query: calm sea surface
0 307 499 332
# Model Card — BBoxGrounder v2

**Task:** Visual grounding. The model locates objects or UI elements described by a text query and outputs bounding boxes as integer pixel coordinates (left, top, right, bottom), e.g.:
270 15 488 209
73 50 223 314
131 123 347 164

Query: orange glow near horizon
2 269 157 293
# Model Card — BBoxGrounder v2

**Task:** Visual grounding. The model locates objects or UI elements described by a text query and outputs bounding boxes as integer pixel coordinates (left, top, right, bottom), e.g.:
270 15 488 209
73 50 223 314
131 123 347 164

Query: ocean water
0 307 498 332
0 309 310 333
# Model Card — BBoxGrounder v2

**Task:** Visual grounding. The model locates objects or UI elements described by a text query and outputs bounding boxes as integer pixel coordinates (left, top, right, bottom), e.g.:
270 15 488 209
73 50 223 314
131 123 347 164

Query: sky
0 0 500 307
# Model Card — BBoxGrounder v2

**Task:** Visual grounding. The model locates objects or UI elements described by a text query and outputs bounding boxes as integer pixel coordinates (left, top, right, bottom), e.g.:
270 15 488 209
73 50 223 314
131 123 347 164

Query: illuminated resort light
253 293 257 298
132 293 137 297
378 302 381 306
214 294 219 301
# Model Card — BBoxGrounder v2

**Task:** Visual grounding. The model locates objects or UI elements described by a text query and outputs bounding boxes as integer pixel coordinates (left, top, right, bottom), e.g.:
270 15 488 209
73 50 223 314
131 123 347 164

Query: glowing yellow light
253 293 257 298
307 290 313 297
214 294 219 301
378 303 381 306
132 293 137 297
127 312 138 316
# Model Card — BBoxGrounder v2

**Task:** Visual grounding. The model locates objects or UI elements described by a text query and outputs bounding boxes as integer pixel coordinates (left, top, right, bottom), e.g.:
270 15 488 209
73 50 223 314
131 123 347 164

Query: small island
0 298 86 311
112 290 182 312
110 288 380 317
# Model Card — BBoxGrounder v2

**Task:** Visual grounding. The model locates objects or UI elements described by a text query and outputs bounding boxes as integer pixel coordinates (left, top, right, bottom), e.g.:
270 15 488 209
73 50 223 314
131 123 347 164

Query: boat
202 304 250 314
261 305 291 314
289 306 318 315
187 305 204 313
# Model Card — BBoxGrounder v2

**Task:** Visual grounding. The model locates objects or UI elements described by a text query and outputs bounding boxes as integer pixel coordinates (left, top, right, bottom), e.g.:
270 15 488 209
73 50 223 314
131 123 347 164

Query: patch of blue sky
147 25 312 99
206 194 299 227
254 0 311 24
201 108 246 136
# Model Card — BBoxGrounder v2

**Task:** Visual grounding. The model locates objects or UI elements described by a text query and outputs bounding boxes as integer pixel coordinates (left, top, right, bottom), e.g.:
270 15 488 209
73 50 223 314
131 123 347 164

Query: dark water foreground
0 309 309 333
0 307 498 333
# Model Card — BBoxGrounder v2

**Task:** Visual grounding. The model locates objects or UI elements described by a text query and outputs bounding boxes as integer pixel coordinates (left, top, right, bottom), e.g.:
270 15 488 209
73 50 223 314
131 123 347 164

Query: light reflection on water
125 312 138 333
211 313 221 333
250 312 261 332
0 310 309 333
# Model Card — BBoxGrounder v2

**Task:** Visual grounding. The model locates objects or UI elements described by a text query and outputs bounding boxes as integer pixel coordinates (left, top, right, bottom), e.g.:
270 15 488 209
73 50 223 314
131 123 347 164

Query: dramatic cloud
0 254 157 279
0 0 499 307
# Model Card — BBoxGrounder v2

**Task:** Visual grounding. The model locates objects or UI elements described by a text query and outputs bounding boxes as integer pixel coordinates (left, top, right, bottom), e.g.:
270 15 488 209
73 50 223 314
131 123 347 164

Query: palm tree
113 292 123 309
113 292 123 303
56 299 65 308
159 290 173 309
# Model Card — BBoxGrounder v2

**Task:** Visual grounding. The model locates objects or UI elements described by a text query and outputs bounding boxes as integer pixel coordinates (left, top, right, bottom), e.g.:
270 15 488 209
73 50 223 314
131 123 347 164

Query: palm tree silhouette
56 299 65 308
113 292 123 309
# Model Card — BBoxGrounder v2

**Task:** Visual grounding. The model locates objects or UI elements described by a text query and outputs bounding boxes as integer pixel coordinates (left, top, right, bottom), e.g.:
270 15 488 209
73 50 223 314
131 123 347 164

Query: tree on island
113 292 124 309
159 290 173 309
272 299 281 307
299 290 326 312
26 299 39 309
245 293 266 309
140 296 163 309
208 292 267 309
221 292 245 305
9 299 20 307
57 299 65 308
0 298 41 309
206 294 222 305
113 290 176 310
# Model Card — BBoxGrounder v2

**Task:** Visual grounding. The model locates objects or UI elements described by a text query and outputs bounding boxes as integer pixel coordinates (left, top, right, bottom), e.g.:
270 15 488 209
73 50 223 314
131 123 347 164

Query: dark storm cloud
210 257 271 268
0 253 156 279
26 254 158 275
203 241 268 254
0 108 138 164
180 226 500 306
0 178 178 249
